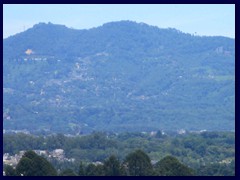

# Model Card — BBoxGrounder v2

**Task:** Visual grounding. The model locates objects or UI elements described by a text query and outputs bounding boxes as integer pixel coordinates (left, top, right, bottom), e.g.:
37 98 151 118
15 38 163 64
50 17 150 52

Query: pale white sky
3 4 235 39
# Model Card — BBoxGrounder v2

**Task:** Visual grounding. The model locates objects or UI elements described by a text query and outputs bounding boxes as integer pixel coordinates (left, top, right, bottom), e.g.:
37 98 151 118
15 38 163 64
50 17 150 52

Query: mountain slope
3 21 235 134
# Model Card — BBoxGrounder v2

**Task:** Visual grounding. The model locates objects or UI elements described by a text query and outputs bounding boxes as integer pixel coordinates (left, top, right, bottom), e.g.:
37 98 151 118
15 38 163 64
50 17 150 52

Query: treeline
4 150 195 176
3 131 235 176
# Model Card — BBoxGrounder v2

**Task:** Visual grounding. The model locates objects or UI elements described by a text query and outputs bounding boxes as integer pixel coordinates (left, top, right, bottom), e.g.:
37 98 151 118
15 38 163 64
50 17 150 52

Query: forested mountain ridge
3 21 235 134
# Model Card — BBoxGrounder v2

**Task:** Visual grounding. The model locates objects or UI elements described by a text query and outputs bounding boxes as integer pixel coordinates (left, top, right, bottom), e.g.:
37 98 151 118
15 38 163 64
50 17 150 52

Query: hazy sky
3 4 235 39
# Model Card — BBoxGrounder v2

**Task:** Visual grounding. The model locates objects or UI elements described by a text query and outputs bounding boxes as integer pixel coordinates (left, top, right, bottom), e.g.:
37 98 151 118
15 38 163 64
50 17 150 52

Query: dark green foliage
49 158 79 174
78 162 86 176
3 21 235 134
155 130 165 138
124 150 153 176
16 157 34 176
23 150 38 159
16 150 57 176
197 160 235 176
85 164 96 176
59 169 77 176
103 155 123 176
3 132 235 176
94 165 105 176
3 131 235 175
155 156 195 176
3 133 45 155
85 164 105 176
4 165 18 176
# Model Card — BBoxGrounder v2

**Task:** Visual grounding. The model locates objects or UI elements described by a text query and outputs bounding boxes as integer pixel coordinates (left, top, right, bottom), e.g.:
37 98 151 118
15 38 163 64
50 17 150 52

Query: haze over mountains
3 21 235 134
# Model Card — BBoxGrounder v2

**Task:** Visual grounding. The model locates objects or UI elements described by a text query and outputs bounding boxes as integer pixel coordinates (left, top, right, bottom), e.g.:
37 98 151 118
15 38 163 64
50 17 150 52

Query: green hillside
3 21 235 134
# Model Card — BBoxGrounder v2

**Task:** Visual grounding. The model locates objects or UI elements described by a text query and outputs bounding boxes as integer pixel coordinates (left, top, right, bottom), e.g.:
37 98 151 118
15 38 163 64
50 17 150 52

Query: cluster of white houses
3 149 75 167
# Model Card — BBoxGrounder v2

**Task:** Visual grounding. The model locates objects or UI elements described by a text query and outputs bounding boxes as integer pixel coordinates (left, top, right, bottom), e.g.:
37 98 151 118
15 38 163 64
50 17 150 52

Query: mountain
3 21 235 134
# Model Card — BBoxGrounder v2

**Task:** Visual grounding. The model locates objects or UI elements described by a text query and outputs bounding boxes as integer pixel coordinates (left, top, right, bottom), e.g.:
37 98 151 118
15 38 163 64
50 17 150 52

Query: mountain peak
32 22 68 29
101 20 155 29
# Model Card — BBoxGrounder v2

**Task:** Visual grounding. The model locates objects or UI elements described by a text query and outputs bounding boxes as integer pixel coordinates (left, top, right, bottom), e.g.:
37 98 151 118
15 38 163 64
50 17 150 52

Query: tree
16 157 34 176
103 155 122 176
155 130 164 138
16 150 57 176
197 161 235 176
124 150 153 176
59 169 77 176
85 163 105 176
155 156 195 176
78 162 86 176
4 165 18 176
95 164 105 176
